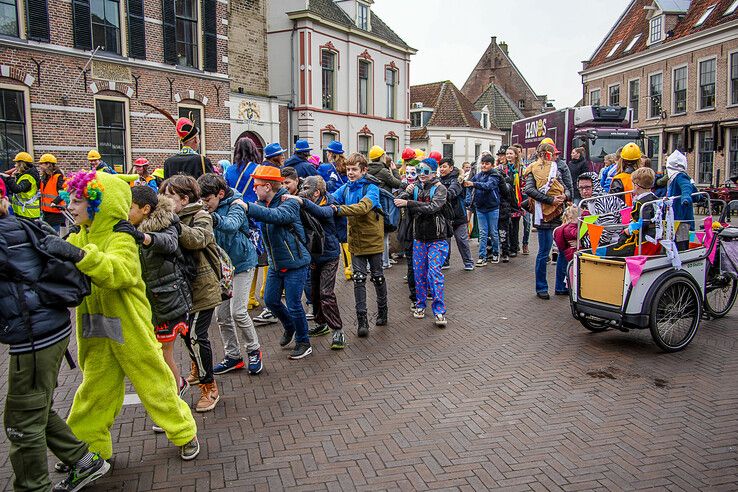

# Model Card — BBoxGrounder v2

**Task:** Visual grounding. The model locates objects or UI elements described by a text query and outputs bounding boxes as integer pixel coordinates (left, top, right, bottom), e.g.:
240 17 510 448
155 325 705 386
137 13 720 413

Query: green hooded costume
65 171 196 459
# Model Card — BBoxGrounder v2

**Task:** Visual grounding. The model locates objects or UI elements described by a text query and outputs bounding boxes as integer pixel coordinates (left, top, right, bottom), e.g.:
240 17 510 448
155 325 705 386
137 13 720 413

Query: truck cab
571 106 644 170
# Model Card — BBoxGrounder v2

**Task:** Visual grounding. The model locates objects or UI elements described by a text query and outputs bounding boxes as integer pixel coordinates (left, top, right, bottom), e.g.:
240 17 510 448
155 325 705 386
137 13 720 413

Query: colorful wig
60 170 105 216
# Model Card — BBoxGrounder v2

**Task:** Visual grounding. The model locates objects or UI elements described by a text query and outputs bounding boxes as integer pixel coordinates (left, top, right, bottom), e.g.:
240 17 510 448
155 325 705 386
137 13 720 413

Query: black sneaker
502 254 509 263
308 324 330 337
289 343 313 359
509 252 518 258
357 312 369 338
279 331 294 348
331 330 345 350
375 306 388 326
490 254 500 263
53 453 110 492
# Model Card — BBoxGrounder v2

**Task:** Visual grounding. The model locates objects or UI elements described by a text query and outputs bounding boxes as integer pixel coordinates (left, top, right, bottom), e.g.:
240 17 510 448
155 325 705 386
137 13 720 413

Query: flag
579 214 599 239
625 256 649 285
620 207 633 225
587 223 605 252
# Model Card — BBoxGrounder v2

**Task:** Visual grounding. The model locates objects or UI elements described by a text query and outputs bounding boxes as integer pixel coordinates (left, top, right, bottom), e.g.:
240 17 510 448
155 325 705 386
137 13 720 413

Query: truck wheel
705 273 737 319
649 277 701 352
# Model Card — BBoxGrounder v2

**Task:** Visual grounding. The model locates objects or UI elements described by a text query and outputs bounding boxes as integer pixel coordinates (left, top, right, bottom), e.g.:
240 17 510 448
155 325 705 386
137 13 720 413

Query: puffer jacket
301 194 340 264
470 169 502 212
332 176 384 255
439 168 467 227
177 201 222 313
284 154 318 178
212 189 258 274
246 187 310 271
137 195 193 325
0 215 72 353
399 177 450 242
367 161 403 192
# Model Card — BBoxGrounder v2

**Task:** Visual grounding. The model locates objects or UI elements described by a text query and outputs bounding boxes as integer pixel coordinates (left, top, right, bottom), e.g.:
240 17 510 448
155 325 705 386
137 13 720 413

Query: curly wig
60 170 105 216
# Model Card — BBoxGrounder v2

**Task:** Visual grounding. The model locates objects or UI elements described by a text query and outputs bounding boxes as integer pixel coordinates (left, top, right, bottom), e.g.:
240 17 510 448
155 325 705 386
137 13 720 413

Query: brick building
0 0 230 172
580 0 738 184
409 81 503 163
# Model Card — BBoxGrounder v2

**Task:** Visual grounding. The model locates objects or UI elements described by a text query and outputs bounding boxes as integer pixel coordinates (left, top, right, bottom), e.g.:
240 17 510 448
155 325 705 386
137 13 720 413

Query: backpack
344 183 400 232
205 241 234 301
293 209 325 258
18 219 91 307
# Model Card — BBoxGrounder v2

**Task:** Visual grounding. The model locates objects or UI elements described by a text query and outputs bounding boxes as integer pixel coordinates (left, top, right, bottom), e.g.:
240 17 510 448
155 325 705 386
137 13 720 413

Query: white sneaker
412 307 426 319
253 308 278 324
434 314 448 327
152 425 164 433
305 306 315 320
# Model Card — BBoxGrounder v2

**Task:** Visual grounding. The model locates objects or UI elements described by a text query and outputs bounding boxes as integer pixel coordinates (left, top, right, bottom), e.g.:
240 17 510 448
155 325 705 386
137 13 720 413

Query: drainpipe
289 22 297 152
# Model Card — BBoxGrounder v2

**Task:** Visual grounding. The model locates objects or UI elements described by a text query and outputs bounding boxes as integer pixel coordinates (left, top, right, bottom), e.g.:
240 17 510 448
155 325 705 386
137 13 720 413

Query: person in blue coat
225 138 262 202
284 140 318 178
665 150 696 249
463 154 502 264
233 165 313 360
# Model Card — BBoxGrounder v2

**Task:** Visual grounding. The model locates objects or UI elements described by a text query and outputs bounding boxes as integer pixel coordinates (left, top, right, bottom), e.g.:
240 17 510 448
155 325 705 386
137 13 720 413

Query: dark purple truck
510 105 644 172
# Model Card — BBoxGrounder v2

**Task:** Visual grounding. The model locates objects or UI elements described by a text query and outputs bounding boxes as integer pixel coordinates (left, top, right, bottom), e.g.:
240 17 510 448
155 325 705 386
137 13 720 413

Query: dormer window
357 3 370 30
694 5 715 27
649 15 663 43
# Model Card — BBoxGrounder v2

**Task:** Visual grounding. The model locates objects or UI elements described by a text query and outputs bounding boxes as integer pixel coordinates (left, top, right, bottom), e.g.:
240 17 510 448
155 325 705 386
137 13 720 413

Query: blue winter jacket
212 189 258 274
332 176 380 208
667 172 696 231
246 187 310 270
301 194 340 264
318 163 349 193
224 161 259 203
470 170 501 212
285 154 318 178
600 163 617 192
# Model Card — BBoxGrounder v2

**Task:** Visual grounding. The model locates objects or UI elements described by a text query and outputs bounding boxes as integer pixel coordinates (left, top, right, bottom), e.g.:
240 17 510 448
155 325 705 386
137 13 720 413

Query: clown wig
61 170 105 216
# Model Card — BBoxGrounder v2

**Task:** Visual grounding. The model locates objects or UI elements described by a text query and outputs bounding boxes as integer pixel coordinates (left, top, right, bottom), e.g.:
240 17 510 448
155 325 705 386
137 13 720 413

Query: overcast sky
372 0 630 108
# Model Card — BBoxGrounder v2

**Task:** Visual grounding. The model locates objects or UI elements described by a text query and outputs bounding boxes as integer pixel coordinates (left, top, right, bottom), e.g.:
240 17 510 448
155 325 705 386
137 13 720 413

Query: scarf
525 159 564 226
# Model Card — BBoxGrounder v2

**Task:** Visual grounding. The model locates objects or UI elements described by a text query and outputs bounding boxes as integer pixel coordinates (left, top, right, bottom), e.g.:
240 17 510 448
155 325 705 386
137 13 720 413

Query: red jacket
554 222 578 262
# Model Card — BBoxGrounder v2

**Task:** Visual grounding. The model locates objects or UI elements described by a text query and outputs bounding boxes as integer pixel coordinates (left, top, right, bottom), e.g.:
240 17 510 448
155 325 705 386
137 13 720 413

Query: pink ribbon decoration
625 256 649 286
620 207 633 225
696 231 705 243
704 216 717 264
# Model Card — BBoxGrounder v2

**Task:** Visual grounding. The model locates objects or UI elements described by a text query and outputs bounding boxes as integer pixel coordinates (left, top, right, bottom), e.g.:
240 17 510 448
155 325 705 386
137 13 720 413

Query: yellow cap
39 153 58 165
13 151 33 163
621 142 642 161
368 145 385 161
87 149 102 161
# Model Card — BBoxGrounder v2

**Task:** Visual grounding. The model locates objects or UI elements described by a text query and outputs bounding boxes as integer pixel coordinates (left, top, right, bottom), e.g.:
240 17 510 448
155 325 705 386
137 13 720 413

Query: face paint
405 166 417 184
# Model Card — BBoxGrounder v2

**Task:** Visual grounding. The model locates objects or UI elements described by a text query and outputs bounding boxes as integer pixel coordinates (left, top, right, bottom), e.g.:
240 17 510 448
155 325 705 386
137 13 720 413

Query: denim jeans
535 229 554 293
555 251 569 293
264 266 310 344
522 211 531 246
477 209 500 259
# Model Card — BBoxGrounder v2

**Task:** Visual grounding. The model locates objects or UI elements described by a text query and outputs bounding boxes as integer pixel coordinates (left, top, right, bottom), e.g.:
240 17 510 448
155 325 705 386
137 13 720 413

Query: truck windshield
588 138 643 163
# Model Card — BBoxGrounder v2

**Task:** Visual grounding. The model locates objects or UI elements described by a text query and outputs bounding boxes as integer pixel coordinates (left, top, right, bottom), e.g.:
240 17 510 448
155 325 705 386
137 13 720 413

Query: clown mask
405 166 417 184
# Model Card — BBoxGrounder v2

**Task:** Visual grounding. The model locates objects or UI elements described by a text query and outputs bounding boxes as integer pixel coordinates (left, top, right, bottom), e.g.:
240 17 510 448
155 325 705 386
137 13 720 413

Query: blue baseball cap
324 140 344 155
294 139 312 153
264 142 287 159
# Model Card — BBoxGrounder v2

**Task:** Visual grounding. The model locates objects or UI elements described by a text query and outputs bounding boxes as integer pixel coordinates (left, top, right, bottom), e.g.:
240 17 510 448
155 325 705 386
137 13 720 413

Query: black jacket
438 168 467 227
567 157 590 199
163 151 214 179
301 194 340 264
399 178 451 242
137 195 193 324
0 215 71 353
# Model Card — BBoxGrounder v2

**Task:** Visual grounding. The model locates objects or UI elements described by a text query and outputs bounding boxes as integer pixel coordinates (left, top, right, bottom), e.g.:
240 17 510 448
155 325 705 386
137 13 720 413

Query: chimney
499 41 508 55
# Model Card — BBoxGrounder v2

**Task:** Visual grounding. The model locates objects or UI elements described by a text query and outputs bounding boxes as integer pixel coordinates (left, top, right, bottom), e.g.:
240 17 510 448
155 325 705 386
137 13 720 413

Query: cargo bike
569 194 738 352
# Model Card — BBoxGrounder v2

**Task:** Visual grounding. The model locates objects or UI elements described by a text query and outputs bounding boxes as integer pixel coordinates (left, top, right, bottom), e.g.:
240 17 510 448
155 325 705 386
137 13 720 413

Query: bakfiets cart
569 194 738 352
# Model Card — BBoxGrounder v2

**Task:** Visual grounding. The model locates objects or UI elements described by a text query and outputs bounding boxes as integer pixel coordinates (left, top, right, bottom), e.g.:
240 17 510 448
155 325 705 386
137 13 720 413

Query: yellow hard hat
414 149 425 159
621 142 642 161
39 153 58 165
13 151 33 163
87 149 102 161
541 137 555 146
152 168 164 179
368 145 385 161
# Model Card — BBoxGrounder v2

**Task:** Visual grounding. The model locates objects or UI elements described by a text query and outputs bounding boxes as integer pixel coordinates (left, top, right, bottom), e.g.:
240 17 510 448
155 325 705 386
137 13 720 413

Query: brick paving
1 241 737 491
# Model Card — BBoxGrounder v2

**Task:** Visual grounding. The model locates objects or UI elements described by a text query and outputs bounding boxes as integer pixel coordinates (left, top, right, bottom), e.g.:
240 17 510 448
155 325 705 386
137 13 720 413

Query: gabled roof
304 0 413 51
586 0 738 70
410 81 499 131
473 83 524 131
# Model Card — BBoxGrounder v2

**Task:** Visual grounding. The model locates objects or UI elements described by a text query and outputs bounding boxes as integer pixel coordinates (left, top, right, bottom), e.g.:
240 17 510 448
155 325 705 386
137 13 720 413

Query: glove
113 220 146 244
211 213 221 228
63 225 81 240
41 235 85 263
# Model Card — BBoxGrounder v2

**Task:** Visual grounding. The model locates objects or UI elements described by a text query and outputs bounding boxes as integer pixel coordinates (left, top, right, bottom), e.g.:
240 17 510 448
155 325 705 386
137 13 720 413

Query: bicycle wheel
649 277 702 352
705 273 738 318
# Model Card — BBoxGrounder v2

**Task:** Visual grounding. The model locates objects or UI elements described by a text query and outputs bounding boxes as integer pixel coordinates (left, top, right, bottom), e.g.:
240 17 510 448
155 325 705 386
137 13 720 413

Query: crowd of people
0 110 700 490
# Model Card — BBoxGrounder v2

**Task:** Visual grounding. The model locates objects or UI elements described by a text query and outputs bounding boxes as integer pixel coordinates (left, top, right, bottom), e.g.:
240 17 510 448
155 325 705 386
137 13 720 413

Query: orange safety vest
130 175 155 187
612 172 634 207
40 173 65 213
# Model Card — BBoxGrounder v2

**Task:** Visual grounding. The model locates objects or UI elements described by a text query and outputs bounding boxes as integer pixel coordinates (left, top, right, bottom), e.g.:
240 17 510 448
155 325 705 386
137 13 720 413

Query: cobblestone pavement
1 240 737 491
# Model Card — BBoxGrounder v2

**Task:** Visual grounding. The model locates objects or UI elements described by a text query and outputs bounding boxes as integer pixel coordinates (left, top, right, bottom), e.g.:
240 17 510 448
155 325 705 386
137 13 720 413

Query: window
442 143 453 159
725 0 738 15
178 105 203 151
322 50 336 110
384 138 397 161
518 99 525 109
95 99 127 172
590 89 600 106
358 135 371 156
698 131 714 184
0 88 27 172
358 60 370 115
357 3 369 30
385 68 397 119
608 85 620 106
481 112 489 129
629 79 640 120
410 111 421 128
669 132 684 153
475 143 481 161
731 52 738 105
695 5 715 26
646 134 661 171
624 34 641 52
176 0 198 67
699 58 716 109
729 128 738 178
321 132 336 162
649 15 662 43
673 66 687 114
606 41 622 58
649 73 662 118
91 0 121 53
0 0 19 37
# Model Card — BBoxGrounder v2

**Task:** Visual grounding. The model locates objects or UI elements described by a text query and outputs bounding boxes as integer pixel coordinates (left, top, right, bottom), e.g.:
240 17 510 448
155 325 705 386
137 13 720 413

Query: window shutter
161 0 177 65
25 0 50 41
71 0 92 50
127 0 146 59
202 0 218 72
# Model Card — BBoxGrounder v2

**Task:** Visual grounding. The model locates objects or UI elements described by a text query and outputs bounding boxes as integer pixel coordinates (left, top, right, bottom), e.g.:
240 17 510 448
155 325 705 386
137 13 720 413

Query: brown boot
186 361 199 385
522 244 530 255
195 382 220 412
